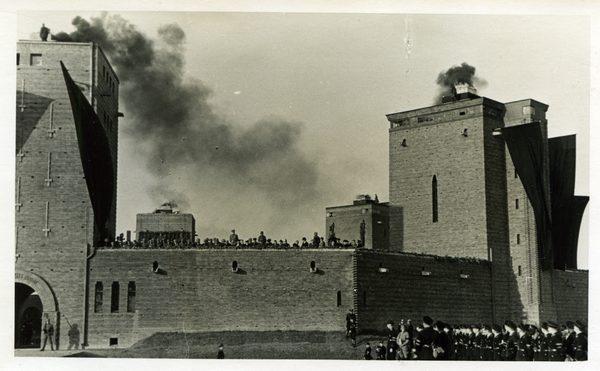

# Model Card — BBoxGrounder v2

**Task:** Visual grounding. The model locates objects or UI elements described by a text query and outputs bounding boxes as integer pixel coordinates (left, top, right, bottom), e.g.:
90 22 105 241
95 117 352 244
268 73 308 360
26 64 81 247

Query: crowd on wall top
98 230 364 250
349 311 588 362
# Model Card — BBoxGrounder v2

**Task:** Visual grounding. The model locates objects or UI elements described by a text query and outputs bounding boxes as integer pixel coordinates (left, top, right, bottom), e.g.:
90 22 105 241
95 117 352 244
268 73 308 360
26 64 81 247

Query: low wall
355 250 494 334
86 249 354 348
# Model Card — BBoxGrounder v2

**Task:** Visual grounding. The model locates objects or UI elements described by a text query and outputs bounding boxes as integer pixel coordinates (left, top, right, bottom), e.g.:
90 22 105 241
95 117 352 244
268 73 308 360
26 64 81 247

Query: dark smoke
56 13 321 239
433 62 487 104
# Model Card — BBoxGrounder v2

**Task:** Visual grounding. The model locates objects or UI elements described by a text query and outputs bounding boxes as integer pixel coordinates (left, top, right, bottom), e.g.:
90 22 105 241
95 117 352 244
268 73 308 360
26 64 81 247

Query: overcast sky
9 7 594 270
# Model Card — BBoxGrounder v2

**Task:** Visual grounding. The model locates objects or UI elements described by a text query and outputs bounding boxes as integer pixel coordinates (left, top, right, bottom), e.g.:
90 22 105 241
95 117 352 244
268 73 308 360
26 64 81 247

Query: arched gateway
15 270 58 349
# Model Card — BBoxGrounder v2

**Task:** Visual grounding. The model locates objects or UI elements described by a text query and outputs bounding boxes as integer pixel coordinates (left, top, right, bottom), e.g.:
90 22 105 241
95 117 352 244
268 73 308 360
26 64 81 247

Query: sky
11 9 593 268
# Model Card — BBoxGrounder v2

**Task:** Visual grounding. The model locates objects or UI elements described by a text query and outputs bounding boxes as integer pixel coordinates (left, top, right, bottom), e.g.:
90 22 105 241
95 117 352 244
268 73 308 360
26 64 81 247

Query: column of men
365 316 587 361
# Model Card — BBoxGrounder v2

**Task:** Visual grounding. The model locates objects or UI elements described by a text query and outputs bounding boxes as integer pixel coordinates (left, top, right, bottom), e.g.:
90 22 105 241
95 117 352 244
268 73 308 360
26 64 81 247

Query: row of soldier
100 229 363 250
364 316 587 361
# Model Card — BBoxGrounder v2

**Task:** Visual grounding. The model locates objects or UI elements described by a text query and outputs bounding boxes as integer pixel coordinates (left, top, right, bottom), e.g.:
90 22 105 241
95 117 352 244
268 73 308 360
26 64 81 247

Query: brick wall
86 249 354 348
355 250 494 334
550 269 589 324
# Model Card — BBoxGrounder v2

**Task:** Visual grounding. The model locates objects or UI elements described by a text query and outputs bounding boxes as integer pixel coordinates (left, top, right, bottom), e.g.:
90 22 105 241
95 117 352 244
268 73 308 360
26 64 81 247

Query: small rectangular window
518 266 522 276
17 53 20 65
517 234 521 245
30 54 42 66
111 281 120 313
94 282 103 313
514 168 518 179
516 199 519 209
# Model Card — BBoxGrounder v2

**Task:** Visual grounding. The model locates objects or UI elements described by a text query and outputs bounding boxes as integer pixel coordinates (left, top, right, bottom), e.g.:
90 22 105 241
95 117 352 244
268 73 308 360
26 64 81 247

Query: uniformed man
515 323 533 361
573 320 587 361
346 309 356 338
503 320 518 361
541 322 551 361
406 319 414 351
40 23 50 41
547 321 566 361
348 318 357 347
364 342 373 360
472 324 482 361
258 231 266 246
433 321 450 360
530 325 544 361
491 324 503 361
481 324 494 361
229 230 239 245
564 321 576 361
464 325 474 360
40 316 54 351
386 320 398 360
376 341 387 360
414 316 436 360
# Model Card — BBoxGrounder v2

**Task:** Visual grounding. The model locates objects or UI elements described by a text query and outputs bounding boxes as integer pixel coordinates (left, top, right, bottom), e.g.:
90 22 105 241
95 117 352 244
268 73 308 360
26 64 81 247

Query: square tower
386 96 507 259
15 40 119 349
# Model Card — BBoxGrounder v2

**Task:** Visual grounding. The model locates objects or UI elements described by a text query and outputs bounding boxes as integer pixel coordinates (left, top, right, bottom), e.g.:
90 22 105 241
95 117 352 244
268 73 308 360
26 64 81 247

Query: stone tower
15 40 119 348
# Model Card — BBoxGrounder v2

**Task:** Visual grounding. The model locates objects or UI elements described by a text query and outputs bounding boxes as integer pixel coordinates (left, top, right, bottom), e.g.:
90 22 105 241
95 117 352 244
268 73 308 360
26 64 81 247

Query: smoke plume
433 62 487 104
55 13 322 240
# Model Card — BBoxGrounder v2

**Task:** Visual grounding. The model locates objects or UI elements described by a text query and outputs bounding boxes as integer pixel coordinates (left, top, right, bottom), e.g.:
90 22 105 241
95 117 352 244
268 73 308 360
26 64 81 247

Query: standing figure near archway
40 315 54 351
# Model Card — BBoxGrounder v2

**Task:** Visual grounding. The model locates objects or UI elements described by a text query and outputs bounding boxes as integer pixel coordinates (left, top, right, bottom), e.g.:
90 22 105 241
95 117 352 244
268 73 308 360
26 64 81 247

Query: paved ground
15 349 102 357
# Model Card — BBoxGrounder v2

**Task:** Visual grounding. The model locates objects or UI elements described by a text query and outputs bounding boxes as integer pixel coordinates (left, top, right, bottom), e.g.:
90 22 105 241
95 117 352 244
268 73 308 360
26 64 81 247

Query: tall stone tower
386 90 587 324
15 40 119 348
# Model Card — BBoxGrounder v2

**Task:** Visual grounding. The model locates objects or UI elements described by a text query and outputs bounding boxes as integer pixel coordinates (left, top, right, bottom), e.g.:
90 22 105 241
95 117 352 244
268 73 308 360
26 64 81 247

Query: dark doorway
15 283 43 348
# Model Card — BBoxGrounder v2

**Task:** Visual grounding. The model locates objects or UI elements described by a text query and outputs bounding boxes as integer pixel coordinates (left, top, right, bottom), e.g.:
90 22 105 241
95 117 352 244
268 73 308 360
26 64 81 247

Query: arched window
432 175 438 223
127 282 136 313
337 291 342 307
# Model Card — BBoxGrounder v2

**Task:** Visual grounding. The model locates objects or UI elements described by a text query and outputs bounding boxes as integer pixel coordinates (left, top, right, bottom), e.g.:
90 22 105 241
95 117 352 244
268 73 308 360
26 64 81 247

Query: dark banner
502 123 553 271
61 61 114 244
548 135 588 269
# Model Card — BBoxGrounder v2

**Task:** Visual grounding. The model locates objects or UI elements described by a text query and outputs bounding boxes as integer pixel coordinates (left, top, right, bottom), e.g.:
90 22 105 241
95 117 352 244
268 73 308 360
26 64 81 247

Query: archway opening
15 283 43 348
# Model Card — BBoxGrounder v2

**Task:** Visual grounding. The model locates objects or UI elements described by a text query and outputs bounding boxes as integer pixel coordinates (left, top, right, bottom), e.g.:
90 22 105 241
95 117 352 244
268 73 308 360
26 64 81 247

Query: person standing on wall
40 316 54 351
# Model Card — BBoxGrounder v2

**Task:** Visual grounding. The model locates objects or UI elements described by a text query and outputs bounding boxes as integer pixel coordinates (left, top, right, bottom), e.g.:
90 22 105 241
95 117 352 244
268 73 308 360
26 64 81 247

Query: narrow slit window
518 266 522 276
517 234 521 245
514 167 518 179
516 199 519 209
337 291 342 307
432 175 438 223
111 281 120 313
94 282 103 313
17 53 20 65
127 282 136 313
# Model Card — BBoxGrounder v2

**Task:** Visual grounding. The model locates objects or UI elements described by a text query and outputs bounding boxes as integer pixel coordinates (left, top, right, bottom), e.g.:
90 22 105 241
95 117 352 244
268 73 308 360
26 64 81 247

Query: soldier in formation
363 316 587 362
